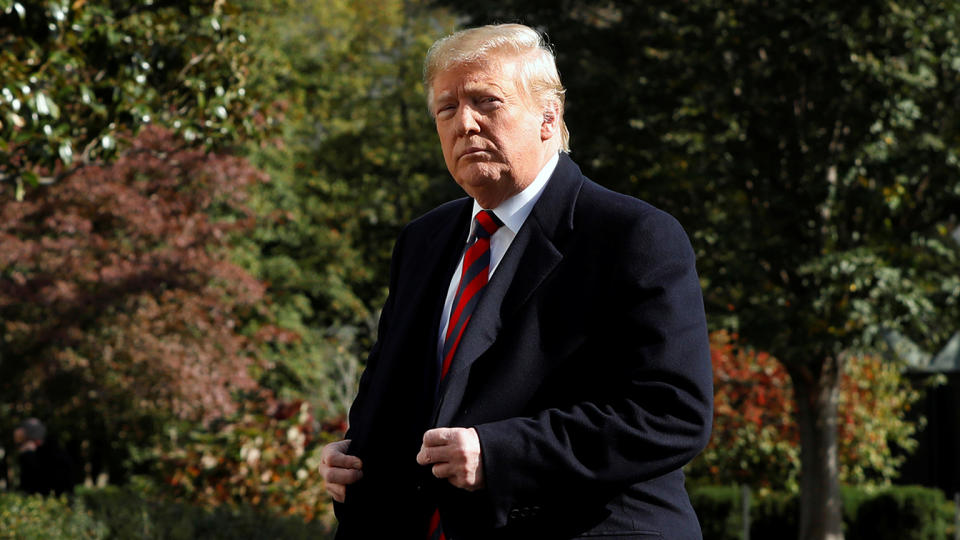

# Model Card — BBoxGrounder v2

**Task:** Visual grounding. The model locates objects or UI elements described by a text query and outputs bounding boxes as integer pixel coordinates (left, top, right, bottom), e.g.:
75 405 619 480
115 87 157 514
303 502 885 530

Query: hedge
0 484 333 540
846 485 951 540
689 485 740 540
0 493 106 539
3 482 953 539
691 484 955 540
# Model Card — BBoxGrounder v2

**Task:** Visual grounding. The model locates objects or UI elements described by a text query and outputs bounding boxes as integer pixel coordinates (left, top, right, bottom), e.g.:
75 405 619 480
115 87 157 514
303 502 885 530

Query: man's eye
476 97 501 111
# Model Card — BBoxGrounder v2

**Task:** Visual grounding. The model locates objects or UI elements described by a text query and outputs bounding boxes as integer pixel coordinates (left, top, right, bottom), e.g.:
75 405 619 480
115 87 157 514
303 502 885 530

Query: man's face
431 58 552 209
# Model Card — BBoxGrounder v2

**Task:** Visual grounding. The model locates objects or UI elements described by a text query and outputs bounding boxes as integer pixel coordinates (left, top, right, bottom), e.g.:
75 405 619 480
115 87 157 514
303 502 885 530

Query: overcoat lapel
421 201 474 384
434 154 584 427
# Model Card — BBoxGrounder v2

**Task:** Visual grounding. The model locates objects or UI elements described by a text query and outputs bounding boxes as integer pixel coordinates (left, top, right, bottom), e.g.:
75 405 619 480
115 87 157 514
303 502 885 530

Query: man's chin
455 166 503 189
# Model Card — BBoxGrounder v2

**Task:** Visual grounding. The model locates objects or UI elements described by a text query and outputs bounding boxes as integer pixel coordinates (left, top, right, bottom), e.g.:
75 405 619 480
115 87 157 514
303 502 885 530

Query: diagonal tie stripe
428 510 443 540
441 258 487 369
447 252 488 333
439 210 503 380
474 208 501 237
429 209 503 540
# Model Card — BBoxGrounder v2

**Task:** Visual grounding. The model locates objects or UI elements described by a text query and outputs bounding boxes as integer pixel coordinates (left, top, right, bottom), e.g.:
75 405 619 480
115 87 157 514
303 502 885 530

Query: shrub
77 483 334 540
690 484 949 540
0 492 106 540
750 489 797 538
0 485 333 540
156 396 337 524
689 485 741 540
841 485 873 531
689 485 797 539
847 485 948 540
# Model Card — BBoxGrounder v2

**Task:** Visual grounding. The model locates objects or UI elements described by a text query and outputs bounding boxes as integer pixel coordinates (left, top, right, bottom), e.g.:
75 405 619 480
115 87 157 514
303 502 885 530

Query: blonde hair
424 24 570 153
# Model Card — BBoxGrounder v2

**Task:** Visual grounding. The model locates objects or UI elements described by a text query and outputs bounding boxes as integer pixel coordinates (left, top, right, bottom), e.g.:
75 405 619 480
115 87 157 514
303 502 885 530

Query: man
320 24 713 539
15 418 76 496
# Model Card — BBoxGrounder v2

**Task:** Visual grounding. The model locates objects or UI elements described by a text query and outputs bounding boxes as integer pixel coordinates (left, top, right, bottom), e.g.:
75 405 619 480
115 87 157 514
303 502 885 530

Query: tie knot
473 210 503 239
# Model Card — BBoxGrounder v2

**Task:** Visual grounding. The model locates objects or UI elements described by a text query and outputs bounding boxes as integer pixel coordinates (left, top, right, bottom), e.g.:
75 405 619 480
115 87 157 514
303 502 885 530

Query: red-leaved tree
0 127 270 482
688 332 922 491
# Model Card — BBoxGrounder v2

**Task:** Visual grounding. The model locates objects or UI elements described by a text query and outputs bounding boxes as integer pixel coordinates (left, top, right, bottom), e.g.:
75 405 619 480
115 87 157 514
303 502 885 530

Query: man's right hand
319 439 363 503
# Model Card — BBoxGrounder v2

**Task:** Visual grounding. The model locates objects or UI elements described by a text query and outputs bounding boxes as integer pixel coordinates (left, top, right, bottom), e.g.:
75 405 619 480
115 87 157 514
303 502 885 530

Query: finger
415 446 429 465
422 427 455 447
431 462 453 480
431 463 475 491
322 440 363 470
323 439 351 455
327 483 346 503
433 463 483 491
416 445 450 466
325 451 363 470
325 467 363 486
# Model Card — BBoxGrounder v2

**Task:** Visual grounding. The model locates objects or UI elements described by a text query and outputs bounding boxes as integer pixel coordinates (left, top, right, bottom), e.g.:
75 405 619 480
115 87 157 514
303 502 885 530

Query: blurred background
1 1 958 538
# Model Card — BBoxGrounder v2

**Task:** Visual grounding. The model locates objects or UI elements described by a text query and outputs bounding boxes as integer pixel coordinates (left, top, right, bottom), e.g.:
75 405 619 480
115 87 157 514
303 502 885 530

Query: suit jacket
335 154 713 539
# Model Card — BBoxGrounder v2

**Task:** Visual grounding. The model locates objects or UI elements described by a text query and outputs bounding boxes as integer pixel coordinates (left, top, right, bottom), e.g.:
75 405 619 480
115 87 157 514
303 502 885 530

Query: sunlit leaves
246 0 457 334
0 0 281 193
158 397 336 524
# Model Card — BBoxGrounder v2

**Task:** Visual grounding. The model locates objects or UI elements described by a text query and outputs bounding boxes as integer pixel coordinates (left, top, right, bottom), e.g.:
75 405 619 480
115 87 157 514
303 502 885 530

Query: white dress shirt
437 152 560 362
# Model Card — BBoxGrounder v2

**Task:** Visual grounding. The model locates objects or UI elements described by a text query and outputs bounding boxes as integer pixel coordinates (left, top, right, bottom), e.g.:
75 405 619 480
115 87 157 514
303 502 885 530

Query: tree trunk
792 355 844 540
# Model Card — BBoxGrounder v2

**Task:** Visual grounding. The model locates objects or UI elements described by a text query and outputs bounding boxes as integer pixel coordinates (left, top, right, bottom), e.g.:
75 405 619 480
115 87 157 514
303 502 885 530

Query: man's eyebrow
434 90 455 102
463 80 504 94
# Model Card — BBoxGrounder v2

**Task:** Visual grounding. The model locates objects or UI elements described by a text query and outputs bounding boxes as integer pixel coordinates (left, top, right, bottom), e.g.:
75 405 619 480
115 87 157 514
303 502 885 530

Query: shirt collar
469 152 559 238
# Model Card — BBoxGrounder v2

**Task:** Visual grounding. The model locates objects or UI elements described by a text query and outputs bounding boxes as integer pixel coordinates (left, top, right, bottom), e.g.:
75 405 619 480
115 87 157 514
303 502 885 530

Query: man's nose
454 105 481 135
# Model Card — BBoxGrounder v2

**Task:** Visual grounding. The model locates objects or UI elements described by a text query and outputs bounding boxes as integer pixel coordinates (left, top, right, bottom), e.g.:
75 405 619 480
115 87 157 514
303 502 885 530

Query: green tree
438 2 960 538
237 0 458 415
0 0 280 196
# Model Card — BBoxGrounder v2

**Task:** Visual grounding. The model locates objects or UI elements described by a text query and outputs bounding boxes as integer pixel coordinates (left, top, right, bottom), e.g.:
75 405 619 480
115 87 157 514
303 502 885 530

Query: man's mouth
460 147 490 159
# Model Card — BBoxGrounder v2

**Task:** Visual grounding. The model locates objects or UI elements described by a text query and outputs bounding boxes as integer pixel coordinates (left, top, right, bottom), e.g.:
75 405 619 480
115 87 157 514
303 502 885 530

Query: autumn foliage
158 396 339 525
688 331 922 490
0 127 271 477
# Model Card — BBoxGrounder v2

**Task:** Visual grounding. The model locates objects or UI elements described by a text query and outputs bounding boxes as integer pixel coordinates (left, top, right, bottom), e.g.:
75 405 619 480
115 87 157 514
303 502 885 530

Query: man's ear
540 102 560 141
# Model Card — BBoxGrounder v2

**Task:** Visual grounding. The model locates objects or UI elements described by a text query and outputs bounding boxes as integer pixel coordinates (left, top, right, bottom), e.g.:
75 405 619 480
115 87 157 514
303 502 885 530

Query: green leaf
21 170 38 187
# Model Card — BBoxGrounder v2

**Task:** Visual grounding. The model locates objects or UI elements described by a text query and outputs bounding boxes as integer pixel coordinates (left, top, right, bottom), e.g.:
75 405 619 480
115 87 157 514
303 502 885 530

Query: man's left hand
416 427 484 491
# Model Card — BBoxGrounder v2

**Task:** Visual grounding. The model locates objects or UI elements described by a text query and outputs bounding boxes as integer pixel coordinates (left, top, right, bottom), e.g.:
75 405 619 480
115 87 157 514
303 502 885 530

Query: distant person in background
15 418 76 496
0 441 8 491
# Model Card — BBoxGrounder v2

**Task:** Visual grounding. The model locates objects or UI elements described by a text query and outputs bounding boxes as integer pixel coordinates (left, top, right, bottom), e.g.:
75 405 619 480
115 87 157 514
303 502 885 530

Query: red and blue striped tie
429 209 503 540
